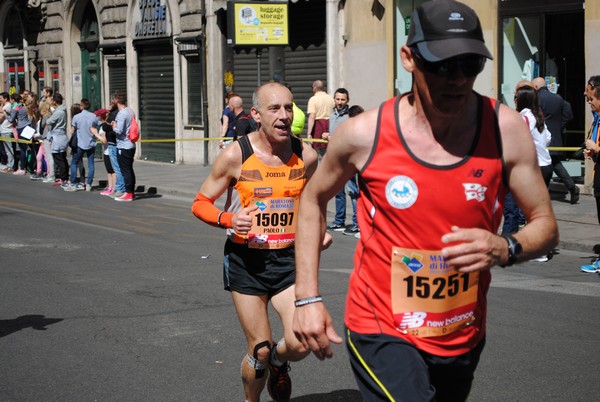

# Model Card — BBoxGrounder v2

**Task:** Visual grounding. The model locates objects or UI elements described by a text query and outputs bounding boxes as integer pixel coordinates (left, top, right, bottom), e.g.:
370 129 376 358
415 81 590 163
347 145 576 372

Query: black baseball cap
407 0 493 62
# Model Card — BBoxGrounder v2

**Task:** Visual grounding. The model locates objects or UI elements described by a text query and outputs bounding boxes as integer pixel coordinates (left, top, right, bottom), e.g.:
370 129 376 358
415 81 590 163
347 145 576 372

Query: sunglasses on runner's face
410 47 486 78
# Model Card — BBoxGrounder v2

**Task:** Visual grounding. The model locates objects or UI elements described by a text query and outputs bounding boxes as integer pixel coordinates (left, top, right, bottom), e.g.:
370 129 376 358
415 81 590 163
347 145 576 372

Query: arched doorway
1 3 26 94
73 0 102 110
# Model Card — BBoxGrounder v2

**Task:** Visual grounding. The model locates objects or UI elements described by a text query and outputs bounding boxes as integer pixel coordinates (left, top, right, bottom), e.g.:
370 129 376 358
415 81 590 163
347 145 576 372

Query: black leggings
52 151 69 181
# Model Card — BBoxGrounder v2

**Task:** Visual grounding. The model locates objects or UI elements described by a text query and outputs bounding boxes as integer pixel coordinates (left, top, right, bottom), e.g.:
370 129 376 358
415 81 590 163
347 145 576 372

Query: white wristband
294 295 323 307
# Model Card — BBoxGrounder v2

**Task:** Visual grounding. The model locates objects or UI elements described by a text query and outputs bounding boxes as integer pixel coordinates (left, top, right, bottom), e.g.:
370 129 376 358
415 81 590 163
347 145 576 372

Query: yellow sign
233 2 288 46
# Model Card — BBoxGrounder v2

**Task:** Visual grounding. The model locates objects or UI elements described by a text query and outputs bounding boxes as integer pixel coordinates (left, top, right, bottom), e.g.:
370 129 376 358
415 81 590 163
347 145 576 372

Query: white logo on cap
449 12 464 21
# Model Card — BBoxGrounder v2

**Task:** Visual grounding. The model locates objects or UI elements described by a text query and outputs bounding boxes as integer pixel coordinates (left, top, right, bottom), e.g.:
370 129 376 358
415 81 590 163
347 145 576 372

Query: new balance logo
399 312 427 329
468 169 485 178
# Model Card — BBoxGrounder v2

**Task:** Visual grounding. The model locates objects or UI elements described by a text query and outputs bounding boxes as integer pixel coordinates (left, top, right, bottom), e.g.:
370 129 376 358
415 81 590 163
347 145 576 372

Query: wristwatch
501 234 522 267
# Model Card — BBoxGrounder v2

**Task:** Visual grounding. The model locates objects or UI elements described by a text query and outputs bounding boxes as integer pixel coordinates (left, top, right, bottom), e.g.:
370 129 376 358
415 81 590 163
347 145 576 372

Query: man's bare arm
306 113 315 138
441 104 558 271
293 111 376 359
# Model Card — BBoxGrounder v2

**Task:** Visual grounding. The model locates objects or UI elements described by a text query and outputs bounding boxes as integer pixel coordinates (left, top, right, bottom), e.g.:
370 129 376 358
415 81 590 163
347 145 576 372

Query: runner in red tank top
293 1 558 401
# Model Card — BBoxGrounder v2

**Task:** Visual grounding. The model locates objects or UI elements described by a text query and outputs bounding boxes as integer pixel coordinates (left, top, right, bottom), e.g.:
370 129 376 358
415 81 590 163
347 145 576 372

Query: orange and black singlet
230 135 306 249
345 93 508 357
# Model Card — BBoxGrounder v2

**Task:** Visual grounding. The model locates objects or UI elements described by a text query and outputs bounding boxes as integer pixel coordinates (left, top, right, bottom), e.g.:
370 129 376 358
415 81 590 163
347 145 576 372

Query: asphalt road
0 178 598 401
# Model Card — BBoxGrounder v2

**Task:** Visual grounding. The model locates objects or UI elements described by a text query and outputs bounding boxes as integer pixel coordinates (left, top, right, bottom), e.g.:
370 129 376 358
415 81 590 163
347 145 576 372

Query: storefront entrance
499 0 585 149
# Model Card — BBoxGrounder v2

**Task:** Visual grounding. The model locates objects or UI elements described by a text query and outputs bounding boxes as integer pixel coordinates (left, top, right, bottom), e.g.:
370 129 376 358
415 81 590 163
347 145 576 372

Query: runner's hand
232 204 258 234
441 226 506 272
293 302 343 361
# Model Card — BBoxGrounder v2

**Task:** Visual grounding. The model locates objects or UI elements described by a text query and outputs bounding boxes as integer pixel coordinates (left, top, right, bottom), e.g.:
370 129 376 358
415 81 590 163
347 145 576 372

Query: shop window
48 63 60 94
184 53 204 126
7 60 25 95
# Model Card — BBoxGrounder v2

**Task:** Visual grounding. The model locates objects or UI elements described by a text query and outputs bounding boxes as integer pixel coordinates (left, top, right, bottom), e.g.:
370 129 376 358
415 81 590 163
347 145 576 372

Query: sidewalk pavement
123 160 599 255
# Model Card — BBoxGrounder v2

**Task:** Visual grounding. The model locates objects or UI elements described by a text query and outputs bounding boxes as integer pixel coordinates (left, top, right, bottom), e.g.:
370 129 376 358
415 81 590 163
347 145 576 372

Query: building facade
1 0 597 190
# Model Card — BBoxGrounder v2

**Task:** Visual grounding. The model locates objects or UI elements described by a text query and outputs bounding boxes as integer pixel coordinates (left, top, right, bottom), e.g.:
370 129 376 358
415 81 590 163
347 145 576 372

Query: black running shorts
103 154 115 174
345 327 485 402
223 239 295 297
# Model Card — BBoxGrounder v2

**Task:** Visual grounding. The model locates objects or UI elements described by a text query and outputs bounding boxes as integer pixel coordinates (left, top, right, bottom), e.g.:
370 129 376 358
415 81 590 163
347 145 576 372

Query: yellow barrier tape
0 137 42 144
0 136 580 150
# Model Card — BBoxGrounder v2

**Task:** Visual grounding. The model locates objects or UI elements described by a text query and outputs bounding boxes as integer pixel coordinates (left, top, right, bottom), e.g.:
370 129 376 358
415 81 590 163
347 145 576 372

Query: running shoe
532 255 549 262
343 226 360 236
13 169 26 176
52 180 66 186
580 259 600 273
326 223 345 231
30 173 44 180
64 183 85 192
0 167 14 173
42 176 56 183
267 362 291 402
100 188 113 196
85 183 92 192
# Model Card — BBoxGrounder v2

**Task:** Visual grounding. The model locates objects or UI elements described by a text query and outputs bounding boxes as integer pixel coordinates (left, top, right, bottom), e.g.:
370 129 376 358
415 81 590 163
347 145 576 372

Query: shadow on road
134 186 163 201
0 315 63 337
292 389 363 401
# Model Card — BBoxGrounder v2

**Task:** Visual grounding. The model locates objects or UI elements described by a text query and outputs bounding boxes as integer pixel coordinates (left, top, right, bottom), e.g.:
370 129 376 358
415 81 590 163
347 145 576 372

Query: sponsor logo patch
463 183 487 202
254 187 273 197
386 176 418 209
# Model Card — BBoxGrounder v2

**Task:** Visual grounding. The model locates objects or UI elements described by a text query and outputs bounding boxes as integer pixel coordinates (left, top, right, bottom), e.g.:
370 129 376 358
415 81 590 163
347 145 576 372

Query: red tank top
345 94 507 357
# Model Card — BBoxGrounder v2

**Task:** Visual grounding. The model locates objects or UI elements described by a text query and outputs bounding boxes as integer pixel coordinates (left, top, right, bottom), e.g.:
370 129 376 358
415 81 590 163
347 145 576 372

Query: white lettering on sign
134 0 169 38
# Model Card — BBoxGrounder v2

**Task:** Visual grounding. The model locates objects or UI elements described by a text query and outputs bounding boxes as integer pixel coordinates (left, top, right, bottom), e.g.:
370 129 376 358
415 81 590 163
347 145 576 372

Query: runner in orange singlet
293 1 558 401
192 82 330 402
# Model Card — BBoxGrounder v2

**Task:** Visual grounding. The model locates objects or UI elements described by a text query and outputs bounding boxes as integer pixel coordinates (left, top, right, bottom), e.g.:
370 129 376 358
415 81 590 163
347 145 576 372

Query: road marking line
0 205 135 235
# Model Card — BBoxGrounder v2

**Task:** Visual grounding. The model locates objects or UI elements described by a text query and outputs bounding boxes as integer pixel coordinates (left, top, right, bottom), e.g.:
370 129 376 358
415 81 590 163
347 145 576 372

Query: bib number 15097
254 212 294 227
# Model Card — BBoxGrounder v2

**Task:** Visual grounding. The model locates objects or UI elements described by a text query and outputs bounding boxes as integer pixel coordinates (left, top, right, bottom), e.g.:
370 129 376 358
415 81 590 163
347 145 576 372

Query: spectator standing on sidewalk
7 93 31 175
0 92 14 173
532 76 578 204
344 105 365 239
306 80 334 159
192 82 330 402
106 93 126 197
39 87 56 183
46 93 69 185
112 92 136 202
91 108 116 196
326 88 352 232
292 1 558 401
64 99 97 192
580 75 600 273
220 91 237 149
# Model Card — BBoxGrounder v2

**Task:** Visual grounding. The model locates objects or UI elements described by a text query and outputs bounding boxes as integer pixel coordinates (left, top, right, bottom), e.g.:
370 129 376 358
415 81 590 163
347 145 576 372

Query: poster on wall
227 1 288 46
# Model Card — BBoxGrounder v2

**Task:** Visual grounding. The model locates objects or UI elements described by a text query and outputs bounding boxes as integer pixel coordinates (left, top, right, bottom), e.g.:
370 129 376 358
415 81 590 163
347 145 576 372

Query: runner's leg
231 291 272 402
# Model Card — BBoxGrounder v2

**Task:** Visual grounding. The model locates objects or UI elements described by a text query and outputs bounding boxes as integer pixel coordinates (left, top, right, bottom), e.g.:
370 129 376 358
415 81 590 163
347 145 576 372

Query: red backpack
127 108 140 142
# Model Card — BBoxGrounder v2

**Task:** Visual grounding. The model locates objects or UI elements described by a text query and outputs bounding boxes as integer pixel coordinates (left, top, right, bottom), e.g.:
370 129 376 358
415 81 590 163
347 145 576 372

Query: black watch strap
501 234 522 267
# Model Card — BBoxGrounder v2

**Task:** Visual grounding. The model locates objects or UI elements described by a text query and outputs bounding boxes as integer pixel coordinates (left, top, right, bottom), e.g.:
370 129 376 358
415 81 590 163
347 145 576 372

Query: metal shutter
108 59 127 98
232 48 270 109
137 44 175 163
230 0 326 130
282 44 327 129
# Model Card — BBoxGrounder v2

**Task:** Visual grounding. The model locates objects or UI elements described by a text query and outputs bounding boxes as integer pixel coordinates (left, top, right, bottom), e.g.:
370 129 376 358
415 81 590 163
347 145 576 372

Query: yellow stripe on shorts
346 329 396 402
